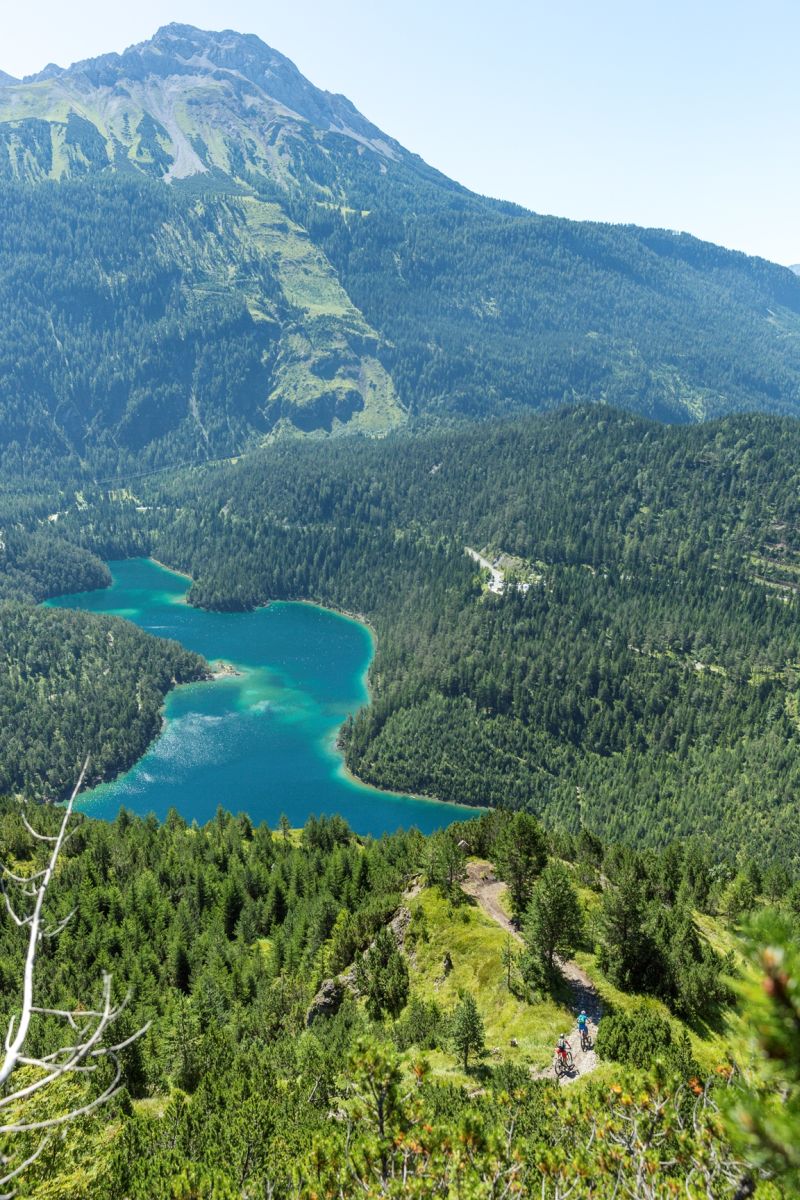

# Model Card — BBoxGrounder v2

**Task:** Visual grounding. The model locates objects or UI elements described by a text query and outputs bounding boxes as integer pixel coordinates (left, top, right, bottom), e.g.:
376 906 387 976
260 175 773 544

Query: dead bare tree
0 757 149 1195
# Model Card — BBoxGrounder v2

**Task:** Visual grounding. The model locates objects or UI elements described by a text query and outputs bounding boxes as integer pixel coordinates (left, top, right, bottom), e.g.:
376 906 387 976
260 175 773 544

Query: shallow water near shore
47 558 475 835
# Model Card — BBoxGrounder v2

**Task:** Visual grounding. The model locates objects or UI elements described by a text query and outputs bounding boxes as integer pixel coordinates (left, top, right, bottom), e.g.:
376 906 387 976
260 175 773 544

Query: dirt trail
461 860 602 1084
461 861 515 933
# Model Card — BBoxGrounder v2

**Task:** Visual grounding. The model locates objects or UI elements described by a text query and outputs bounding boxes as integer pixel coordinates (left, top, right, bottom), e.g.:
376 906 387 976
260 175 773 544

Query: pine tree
164 995 203 1092
598 868 649 989
494 812 548 919
523 862 583 972
169 899 194 993
356 927 409 1020
221 874 245 938
170 938 192 995
424 831 466 896
451 992 485 1071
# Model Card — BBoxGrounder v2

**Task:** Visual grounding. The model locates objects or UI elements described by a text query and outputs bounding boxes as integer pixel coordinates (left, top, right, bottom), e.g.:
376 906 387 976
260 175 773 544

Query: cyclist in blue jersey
577 1010 590 1049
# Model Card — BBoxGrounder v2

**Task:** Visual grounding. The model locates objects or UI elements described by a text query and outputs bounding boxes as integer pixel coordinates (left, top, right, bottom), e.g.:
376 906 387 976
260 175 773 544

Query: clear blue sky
4 0 798 265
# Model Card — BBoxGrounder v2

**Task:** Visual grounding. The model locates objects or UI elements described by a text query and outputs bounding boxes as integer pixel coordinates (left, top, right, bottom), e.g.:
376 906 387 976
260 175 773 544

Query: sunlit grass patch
405 887 573 1074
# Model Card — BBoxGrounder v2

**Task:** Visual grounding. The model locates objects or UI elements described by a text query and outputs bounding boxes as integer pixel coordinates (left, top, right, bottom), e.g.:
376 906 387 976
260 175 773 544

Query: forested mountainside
0 500 208 798
0 179 404 475
0 604 206 798
0 522 109 601
1 25 800 472
0 798 797 1197
21 406 796 867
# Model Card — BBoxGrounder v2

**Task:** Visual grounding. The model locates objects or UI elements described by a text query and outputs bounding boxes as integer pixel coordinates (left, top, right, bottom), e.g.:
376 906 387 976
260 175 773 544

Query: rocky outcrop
309 905 413 1019
388 906 411 950
305 978 344 1027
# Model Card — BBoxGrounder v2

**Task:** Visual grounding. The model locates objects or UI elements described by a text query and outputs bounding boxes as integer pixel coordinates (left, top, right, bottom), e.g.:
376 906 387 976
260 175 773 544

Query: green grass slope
398 876 738 1088
404 886 571 1078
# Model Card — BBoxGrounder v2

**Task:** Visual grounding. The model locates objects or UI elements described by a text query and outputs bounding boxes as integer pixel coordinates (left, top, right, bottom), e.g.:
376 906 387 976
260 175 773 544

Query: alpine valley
0 24 799 1200
1 23 800 473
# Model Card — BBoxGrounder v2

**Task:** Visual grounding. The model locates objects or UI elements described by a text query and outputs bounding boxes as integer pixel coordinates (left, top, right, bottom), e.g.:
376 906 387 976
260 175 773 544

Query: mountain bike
554 1049 573 1077
580 1024 591 1051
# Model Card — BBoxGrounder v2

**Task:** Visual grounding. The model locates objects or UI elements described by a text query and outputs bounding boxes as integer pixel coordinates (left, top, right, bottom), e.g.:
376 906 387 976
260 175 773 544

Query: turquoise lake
47 558 474 836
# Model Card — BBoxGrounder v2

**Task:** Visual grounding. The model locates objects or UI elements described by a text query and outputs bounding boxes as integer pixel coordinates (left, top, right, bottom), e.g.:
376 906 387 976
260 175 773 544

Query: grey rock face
306 977 345 1026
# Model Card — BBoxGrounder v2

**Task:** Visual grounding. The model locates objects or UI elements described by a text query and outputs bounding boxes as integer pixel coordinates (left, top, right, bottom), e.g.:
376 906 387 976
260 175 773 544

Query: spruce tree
424 831 466 896
451 992 485 1071
494 812 548 919
523 862 583 972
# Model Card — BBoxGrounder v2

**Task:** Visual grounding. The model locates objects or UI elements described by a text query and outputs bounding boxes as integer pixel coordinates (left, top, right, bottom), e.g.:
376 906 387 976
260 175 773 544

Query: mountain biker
577 1010 589 1035
556 1033 571 1063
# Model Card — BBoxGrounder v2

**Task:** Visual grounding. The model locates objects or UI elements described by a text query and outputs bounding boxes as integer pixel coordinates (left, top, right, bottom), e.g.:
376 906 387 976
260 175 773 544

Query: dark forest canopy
1 156 800 476
0 604 206 799
19 405 798 867
0 523 109 602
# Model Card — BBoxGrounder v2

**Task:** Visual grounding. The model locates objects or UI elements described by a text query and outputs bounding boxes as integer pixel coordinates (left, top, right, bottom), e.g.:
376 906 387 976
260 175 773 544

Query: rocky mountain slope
1 24 799 469
0 24 418 186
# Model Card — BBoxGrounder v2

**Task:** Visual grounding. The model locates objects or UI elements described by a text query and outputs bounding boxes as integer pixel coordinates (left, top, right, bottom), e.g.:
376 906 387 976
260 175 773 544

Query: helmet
580 1010 586 1016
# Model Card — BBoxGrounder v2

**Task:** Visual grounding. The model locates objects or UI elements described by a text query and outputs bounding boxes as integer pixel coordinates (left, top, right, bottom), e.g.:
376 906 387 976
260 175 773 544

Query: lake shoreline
147 556 386 772
290 596 377 638
150 556 378 640
150 557 193 582
173 571 420 814
210 661 242 679
49 557 476 833
338 758 483 816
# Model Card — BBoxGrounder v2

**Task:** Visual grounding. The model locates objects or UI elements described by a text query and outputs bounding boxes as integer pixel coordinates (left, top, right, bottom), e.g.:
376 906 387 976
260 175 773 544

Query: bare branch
0 980 115 1111
0 1135 51 1200
0 756 89 1091
0 756 150 1194
16 1057 98 1074
1 866 49 886
18 811 60 843
1 892 31 929
0 1054 123 1134
41 909 76 939
31 1005 106 1023
103 1020 152 1055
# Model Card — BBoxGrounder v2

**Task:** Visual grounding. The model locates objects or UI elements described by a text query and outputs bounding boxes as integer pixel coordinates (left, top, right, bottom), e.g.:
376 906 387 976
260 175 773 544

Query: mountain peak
0 23 403 183
153 21 209 38
1 24 800 464
22 62 64 83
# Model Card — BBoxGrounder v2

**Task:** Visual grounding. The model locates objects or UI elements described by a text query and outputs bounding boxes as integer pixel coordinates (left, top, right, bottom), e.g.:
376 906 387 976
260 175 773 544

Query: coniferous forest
0 603 206 797
1 21 799 1198
29 406 800 867
3 161 800 476
2 406 800 1193
0 798 797 1198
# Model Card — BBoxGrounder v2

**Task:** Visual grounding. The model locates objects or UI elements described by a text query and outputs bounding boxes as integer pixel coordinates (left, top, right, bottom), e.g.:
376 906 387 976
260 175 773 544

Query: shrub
595 1002 699 1078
